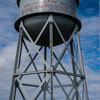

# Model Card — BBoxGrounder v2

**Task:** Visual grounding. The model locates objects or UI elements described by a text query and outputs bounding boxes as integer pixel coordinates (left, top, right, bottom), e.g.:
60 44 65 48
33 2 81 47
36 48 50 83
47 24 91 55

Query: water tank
15 0 81 46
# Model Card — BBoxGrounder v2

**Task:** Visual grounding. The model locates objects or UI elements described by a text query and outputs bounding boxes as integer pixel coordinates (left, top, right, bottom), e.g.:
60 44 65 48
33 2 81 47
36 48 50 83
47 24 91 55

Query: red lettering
24 7 33 13
39 5 43 8
34 6 38 9
54 5 62 11
44 4 50 8
24 3 31 8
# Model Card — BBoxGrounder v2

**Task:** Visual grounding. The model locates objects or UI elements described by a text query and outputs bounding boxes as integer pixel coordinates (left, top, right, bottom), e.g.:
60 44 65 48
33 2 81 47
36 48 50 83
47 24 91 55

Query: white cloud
0 0 18 47
84 66 100 98
80 16 99 36
0 42 17 99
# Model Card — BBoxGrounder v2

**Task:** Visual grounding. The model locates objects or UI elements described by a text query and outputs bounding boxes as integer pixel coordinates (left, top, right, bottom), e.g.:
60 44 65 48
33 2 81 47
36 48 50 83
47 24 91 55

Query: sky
0 0 99 100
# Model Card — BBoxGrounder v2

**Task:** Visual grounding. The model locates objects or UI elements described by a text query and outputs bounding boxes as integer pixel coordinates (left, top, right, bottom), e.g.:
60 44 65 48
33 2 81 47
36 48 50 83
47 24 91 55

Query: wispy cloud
85 66 100 100
0 0 18 47
78 16 99 72
78 0 99 17
80 16 99 36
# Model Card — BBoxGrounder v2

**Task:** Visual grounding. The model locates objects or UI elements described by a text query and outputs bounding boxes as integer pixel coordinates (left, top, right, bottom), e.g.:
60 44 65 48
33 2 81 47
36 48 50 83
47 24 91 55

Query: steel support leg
70 39 79 100
76 31 89 100
49 17 54 100
43 47 47 100
9 29 23 100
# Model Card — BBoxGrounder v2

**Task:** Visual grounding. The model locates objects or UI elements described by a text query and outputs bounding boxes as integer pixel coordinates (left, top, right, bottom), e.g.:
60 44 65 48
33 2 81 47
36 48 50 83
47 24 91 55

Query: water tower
9 0 89 100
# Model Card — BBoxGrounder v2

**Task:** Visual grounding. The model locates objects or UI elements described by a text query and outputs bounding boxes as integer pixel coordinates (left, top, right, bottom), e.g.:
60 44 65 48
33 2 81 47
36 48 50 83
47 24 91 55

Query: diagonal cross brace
31 74 51 100
53 21 78 70
53 19 80 74
71 79 82 100
53 52 74 83
55 74 70 100
17 17 51 72
16 78 31 100
21 40 43 82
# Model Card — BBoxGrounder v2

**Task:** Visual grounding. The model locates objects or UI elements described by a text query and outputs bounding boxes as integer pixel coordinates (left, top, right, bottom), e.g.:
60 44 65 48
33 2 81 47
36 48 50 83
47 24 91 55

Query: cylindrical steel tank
15 0 81 46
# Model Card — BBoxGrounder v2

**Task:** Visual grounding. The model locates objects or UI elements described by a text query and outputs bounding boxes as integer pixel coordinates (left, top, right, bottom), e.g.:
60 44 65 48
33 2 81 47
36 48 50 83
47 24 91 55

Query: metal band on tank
19 0 77 18
17 0 79 7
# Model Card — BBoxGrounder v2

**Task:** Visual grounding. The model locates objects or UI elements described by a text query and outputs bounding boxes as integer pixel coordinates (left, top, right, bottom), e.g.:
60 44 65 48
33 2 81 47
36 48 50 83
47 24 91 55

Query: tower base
9 15 89 100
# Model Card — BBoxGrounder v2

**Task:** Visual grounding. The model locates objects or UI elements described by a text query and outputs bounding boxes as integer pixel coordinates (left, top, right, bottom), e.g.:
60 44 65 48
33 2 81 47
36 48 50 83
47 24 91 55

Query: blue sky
0 0 99 100
78 0 99 17
78 0 99 72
